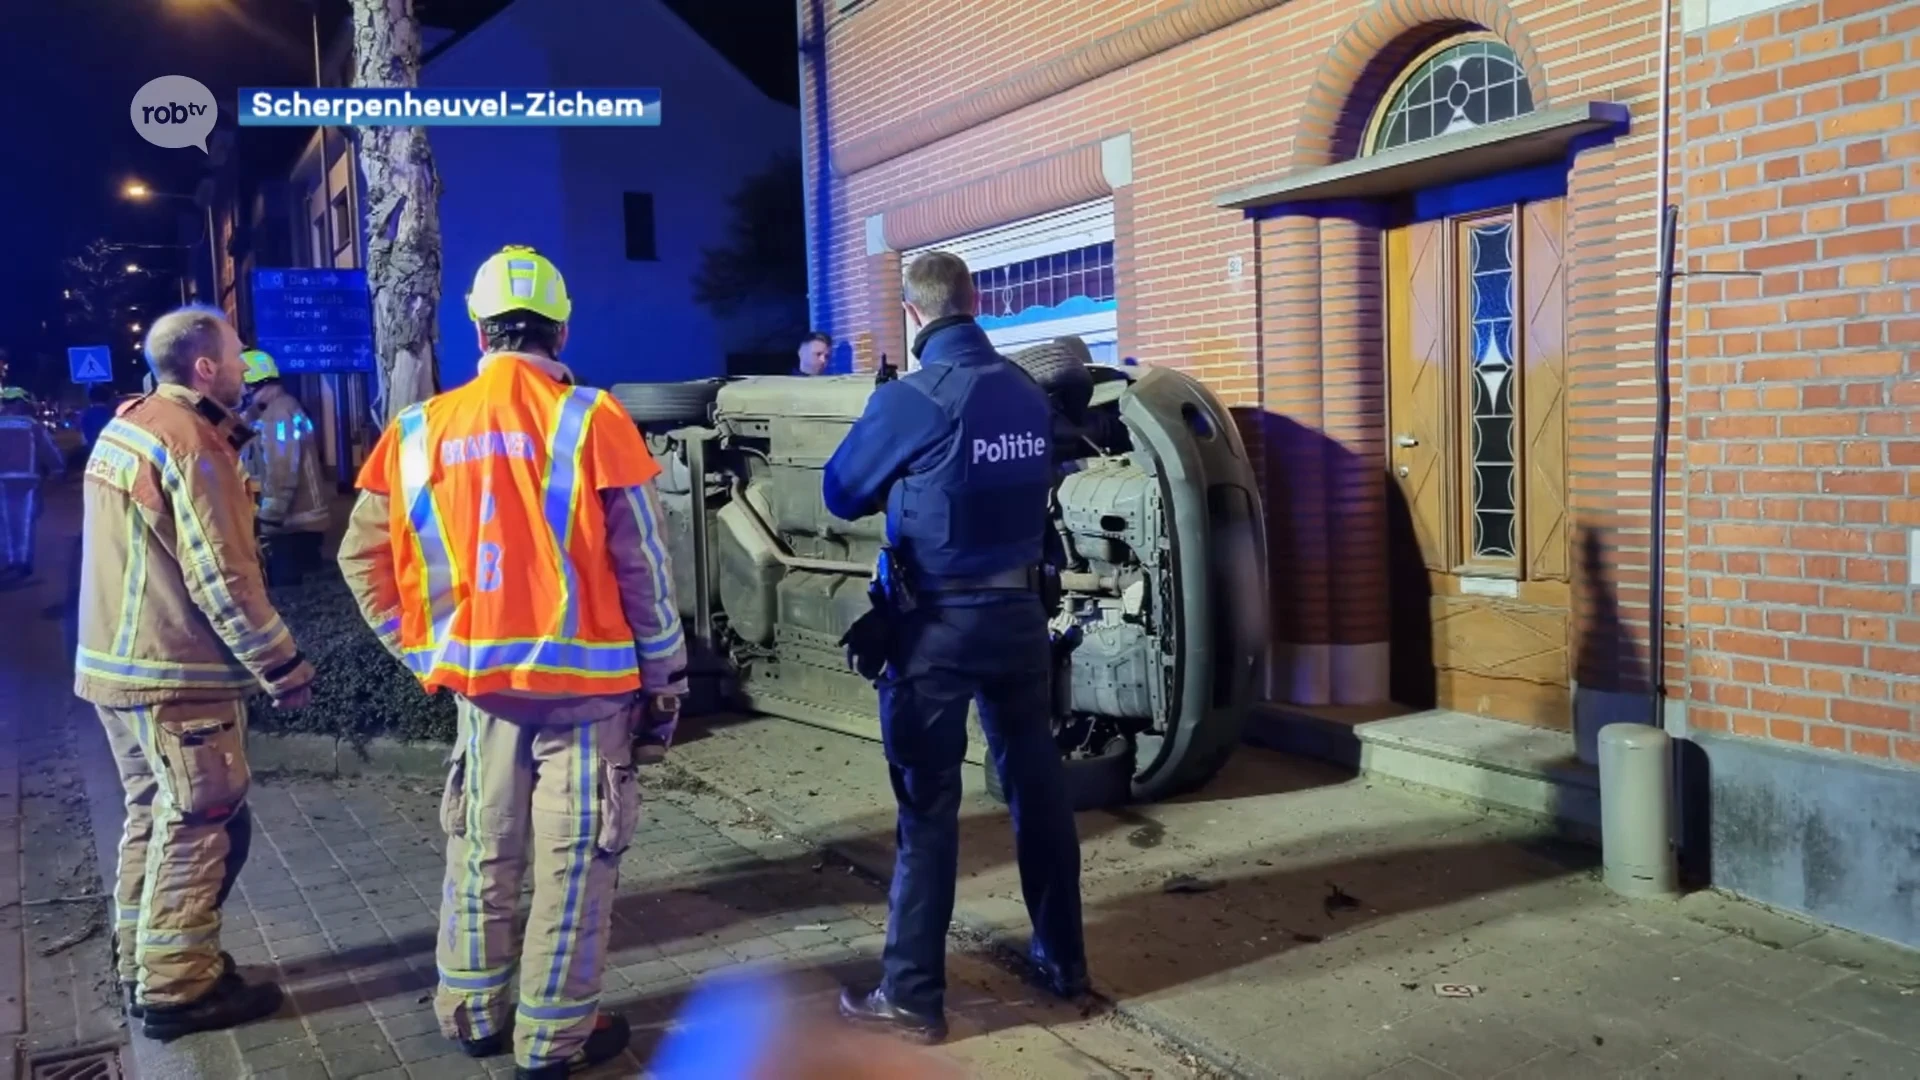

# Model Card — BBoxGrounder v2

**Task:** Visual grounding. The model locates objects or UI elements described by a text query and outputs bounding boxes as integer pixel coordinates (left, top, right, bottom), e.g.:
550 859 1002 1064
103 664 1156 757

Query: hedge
245 572 458 747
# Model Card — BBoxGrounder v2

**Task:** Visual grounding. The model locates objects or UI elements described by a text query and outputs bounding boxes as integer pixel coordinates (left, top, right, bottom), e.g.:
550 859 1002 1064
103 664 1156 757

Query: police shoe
837 985 948 1044
514 1013 630 1078
140 970 284 1042
1025 947 1091 1002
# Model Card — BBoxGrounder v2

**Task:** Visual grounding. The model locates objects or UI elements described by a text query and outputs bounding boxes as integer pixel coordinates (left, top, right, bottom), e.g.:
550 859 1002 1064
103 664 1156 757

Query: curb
658 753 1257 1078
243 731 450 779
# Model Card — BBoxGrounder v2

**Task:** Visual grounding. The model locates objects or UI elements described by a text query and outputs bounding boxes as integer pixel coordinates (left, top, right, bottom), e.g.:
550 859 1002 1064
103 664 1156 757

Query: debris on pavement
1434 983 1480 998
1323 881 1361 916
1161 873 1222 894
37 917 100 957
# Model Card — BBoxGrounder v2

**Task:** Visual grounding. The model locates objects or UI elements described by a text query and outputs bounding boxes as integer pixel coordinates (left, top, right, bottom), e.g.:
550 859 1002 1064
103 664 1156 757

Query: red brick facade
1680 0 1919 764
800 0 1917 763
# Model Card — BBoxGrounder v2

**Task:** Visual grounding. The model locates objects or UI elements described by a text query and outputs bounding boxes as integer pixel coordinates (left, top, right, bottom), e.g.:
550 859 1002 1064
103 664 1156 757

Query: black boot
837 985 948 1044
514 1013 630 1078
140 969 282 1042
1026 944 1090 1000
461 1032 509 1058
124 951 239 1021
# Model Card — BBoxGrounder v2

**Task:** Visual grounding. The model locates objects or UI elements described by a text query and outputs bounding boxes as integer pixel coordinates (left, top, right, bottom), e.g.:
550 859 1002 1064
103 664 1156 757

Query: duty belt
914 565 1041 594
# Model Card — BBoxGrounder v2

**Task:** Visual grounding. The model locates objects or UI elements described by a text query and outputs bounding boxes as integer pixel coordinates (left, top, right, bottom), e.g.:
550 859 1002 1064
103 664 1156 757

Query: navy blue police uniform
822 315 1087 1038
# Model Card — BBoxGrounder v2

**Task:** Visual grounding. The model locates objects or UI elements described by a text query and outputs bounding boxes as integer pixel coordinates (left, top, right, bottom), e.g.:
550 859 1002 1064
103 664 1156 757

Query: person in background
338 245 687 1079
76 305 313 1041
0 386 65 579
821 251 1087 1044
238 349 331 585
79 384 118 448
795 331 832 376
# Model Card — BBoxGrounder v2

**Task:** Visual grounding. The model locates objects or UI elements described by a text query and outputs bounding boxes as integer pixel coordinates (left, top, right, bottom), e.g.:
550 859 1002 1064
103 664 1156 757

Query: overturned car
610 342 1267 804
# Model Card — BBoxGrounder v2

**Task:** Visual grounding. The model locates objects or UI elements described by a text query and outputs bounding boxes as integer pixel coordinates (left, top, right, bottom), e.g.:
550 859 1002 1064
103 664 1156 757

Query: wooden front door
1384 200 1572 729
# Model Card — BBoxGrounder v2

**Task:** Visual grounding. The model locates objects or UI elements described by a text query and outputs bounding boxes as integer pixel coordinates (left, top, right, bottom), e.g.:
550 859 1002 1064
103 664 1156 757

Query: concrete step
1244 702 1602 842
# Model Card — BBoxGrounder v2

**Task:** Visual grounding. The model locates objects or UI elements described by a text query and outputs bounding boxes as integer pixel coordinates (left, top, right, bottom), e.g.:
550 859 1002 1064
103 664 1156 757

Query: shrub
246 572 457 748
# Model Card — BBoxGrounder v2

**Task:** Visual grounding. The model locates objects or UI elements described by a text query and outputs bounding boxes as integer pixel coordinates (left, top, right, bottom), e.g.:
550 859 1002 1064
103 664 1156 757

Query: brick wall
802 0 1679 707
1681 0 1920 764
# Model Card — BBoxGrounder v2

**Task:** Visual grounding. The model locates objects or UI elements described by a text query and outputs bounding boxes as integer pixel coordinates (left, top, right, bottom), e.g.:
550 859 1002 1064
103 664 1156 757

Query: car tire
1008 339 1095 418
610 379 724 427
983 737 1133 812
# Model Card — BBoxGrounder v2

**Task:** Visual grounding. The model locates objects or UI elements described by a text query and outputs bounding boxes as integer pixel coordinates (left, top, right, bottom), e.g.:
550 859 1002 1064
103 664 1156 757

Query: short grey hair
903 251 976 320
144 305 229 386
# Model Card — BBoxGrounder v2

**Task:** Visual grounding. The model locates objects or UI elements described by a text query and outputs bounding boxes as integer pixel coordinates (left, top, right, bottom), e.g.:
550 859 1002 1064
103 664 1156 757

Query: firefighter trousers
0 476 40 570
98 700 253 1007
433 698 642 1070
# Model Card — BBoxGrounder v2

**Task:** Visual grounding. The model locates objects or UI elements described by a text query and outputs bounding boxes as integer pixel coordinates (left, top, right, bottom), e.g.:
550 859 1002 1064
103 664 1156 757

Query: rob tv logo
130 75 218 153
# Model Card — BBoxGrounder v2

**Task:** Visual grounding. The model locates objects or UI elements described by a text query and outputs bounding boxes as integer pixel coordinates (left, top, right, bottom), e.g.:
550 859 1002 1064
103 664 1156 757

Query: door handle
1397 465 1410 477
1396 434 1419 448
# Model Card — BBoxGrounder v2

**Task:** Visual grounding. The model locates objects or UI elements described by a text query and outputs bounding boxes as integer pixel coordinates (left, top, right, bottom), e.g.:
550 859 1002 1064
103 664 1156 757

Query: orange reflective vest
356 354 661 697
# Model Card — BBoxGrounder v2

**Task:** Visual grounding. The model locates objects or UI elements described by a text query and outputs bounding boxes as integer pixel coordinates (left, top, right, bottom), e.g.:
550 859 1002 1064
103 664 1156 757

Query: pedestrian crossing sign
68 345 113 384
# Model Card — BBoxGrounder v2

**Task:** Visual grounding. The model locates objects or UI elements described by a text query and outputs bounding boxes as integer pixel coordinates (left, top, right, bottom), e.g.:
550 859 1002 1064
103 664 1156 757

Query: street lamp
122 177 217 304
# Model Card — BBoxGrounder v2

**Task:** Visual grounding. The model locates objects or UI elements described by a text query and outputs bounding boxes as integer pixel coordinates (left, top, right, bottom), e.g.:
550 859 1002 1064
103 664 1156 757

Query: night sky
0 0 796 390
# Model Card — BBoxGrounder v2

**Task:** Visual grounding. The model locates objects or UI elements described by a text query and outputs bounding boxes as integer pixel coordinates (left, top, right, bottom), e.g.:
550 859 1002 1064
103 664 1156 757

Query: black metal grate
26 1045 124 1080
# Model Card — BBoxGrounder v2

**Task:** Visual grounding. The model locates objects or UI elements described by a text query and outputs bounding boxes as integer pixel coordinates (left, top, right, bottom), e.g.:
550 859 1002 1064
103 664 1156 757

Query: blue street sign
69 345 113 384
251 268 375 374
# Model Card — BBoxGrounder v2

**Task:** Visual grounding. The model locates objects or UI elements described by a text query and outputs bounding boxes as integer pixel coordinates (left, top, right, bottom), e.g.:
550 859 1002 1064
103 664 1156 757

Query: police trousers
98 700 253 1006
434 698 642 1070
0 476 41 569
876 598 1084 1016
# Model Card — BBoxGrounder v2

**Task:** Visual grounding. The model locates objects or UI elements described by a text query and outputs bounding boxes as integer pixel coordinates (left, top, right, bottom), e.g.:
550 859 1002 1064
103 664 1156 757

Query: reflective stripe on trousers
433 698 641 1069
96 700 253 1005
0 477 39 566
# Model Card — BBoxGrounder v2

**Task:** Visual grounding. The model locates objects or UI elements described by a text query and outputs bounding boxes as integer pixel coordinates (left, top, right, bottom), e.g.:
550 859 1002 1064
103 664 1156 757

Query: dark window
623 192 658 261
1370 37 1534 155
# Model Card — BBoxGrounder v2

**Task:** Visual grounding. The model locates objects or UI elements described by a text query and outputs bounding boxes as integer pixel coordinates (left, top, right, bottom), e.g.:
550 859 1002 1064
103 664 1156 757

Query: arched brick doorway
1246 0 1589 732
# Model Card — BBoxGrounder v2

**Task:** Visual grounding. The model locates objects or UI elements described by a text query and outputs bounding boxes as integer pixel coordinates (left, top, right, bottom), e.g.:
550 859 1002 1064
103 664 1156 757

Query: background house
421 0 799 391
800 0 1920 947
205 0 800 482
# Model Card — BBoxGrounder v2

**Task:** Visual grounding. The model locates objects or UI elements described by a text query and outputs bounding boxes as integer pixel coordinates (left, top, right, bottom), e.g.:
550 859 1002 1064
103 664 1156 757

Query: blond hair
903 251 976 320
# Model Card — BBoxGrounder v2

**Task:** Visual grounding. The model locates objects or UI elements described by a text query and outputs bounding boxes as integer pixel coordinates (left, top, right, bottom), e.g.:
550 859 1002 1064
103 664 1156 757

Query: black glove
632 691 681 765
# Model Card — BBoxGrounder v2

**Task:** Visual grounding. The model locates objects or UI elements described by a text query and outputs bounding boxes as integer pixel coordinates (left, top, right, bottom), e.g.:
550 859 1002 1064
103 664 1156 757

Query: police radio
874 353 898 385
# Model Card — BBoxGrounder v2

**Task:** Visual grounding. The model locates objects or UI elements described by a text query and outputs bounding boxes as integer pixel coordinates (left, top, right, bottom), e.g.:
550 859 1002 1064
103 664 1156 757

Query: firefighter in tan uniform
75 305 315 1041
0 386 65 579
339 246 686 1079
237 349 332 584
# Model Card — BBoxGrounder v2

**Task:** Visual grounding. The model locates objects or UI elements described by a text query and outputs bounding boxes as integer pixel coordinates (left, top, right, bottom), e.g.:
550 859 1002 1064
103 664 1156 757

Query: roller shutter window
901 197 1118 367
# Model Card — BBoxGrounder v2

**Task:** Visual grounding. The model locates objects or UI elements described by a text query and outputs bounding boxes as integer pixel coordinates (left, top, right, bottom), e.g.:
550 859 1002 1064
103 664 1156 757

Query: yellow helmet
241 349 280 385
468 245 572 324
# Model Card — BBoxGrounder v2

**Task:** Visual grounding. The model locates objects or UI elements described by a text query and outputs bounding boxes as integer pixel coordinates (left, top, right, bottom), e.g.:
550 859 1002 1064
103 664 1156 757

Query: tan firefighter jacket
75 384 315 707
241 391 331 534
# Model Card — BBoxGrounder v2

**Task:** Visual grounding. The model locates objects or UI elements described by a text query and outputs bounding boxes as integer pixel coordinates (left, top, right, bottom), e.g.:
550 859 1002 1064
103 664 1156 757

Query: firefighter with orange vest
337 246 686 1079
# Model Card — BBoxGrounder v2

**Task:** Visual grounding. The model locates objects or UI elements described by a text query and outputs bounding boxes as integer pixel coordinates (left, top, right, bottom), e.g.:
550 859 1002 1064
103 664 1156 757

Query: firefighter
76 305 314 1040
238 349 331 584
337 245 688 1079
0 386 64 578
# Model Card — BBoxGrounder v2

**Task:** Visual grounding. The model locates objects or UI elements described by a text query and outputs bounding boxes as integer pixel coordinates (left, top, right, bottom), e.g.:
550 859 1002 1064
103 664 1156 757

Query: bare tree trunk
350 0 440 423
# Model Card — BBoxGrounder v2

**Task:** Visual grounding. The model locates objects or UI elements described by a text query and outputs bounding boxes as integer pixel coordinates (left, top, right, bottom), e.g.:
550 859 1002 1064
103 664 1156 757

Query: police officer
237 349 331 584
822 250 1087 1044
338 245 686 1079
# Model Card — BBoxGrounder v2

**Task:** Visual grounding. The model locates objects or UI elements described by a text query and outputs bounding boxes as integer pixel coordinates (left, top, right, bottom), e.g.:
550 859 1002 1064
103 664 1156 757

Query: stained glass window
972 241 1115 323
1467 220 1517 561
1370 38 1534 154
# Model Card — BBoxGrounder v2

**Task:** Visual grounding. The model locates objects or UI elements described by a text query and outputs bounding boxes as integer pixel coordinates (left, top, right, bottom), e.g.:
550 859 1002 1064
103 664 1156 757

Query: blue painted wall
423 0 797 391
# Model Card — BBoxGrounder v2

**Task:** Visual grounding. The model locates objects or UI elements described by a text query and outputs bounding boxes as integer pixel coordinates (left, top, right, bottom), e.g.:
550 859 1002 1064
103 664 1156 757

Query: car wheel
982 737 1133 812
611 379 724 427
1007 338 1095 418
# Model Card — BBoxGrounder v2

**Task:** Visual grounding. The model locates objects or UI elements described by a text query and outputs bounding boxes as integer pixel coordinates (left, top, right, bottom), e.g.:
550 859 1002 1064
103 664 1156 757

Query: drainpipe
1648 0 1677 724
800 0 832 337
796 0 819 333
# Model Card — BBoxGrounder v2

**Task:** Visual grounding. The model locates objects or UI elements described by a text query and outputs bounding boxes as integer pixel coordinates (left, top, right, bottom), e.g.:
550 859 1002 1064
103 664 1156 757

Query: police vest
890 355 1054 580
358 354 661 698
